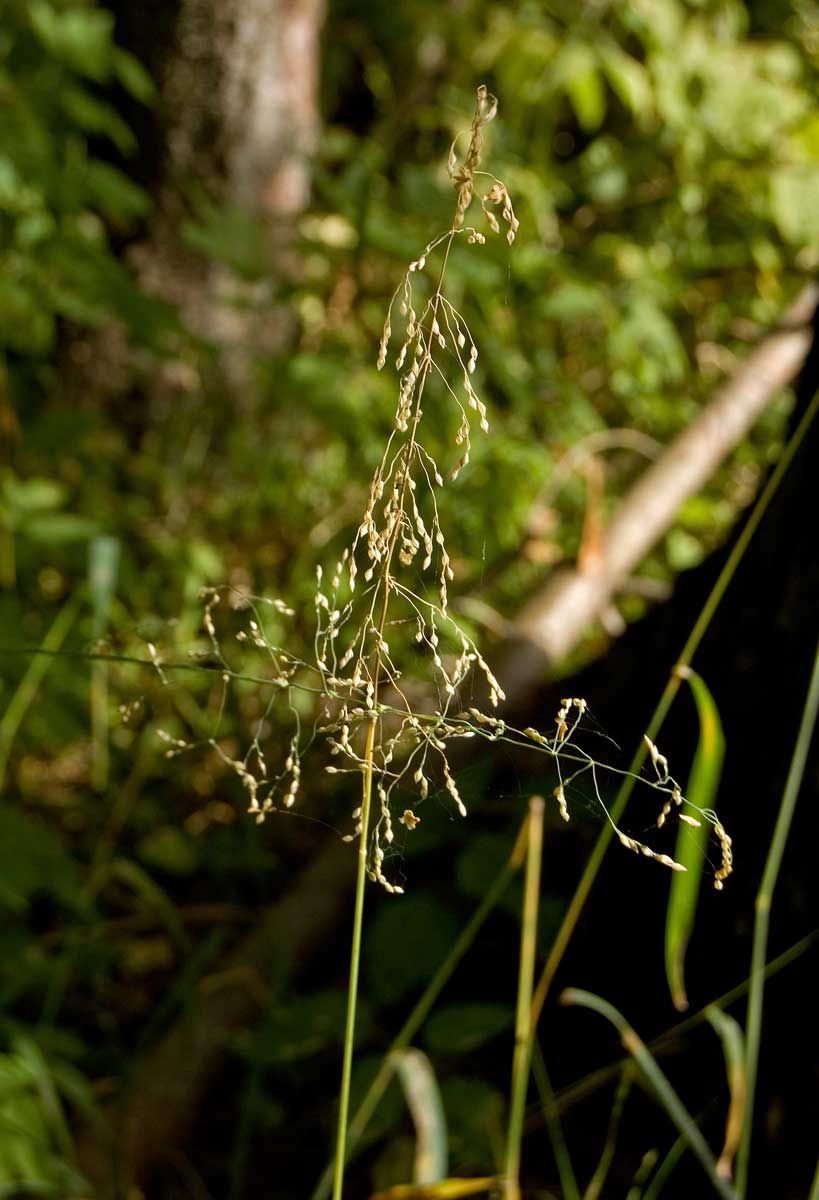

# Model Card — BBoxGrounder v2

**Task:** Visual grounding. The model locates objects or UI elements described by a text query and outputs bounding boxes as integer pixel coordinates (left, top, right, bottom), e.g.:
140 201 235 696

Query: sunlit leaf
665 669 725 1011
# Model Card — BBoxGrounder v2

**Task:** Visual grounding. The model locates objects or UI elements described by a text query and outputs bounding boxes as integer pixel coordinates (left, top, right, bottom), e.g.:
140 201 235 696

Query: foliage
0 0 169 368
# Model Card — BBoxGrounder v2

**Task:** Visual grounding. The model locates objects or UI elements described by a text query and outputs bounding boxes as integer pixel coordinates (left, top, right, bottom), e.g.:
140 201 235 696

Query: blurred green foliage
1 0 819 1195
0 0 172 363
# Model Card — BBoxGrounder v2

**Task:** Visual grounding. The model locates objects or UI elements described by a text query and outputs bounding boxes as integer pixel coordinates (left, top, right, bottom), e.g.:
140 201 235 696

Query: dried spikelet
713 822 733 890
643 734 670 782
449 85 497 227
618 832 686 873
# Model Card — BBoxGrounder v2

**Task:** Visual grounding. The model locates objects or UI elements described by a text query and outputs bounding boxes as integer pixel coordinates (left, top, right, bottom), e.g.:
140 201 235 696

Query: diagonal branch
502 285 818 692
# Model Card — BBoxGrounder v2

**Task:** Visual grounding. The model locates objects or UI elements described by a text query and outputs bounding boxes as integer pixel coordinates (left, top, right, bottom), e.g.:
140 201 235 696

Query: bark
496 285 819 701
222 0 323 217
132 0 324 344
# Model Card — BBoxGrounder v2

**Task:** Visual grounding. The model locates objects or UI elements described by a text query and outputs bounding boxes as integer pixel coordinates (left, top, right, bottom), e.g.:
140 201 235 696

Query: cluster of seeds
150 87 731 896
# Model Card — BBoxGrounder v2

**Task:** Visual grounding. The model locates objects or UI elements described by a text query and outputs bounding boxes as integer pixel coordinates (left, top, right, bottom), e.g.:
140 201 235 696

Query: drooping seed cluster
150 87 731 896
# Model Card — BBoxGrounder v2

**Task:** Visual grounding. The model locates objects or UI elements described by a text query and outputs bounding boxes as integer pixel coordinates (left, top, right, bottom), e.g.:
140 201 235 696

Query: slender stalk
312 817 528 1200
529 385 819 1028
642 1129 689 1200
531 1040 580 1200
735 635 819 1197
561 988 737 1200
583 1069 632 1200
504 795 545 1199
332 715 377 1200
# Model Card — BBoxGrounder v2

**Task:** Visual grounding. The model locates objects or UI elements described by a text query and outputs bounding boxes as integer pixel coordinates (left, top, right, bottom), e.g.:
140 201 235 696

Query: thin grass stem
583 1069 632 1200
504 795 545 1199
529 385 819 1028
332 715 377 1200
735 634 819 1197
312 814 528 1200
531 1040 580 1200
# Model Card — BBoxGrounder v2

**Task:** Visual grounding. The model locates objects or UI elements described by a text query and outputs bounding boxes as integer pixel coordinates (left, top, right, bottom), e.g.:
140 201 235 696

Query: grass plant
9 81 819 1200
133 89 728 1194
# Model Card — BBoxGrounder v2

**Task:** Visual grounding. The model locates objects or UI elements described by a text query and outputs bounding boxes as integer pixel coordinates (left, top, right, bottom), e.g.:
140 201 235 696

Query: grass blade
545 930 816 1125
0 594 81 792
641 1130 689 1200
705 1006 745 1184
391 1048 447 1184
665 667 725 1011
529 384 819 1029
531 1041 580 1200
560 988 737 1200
583 1067 632 1200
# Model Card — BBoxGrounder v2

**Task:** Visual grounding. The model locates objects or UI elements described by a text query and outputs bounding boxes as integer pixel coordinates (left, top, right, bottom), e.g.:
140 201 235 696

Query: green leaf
770 166 819 246
236 990 358 1065
423 1004 513 1056
440 1076 504 1164
0 279 54 354
113 48 156 103
599 43 653 121
21 514 98 545
705 1006 745 1182
60 84 136 155
84 161 151 224
665 669 725 1011
2 477 66 517
110 857 190 949
455 833 513 901
28 2 116 82
0 805 84 915
365 897 459 1006
561 44 606 133
0 1037 90 1195
135 827 199 877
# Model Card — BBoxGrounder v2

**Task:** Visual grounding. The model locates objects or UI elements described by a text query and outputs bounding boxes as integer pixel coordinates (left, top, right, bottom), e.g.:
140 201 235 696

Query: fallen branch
503 285 818 691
